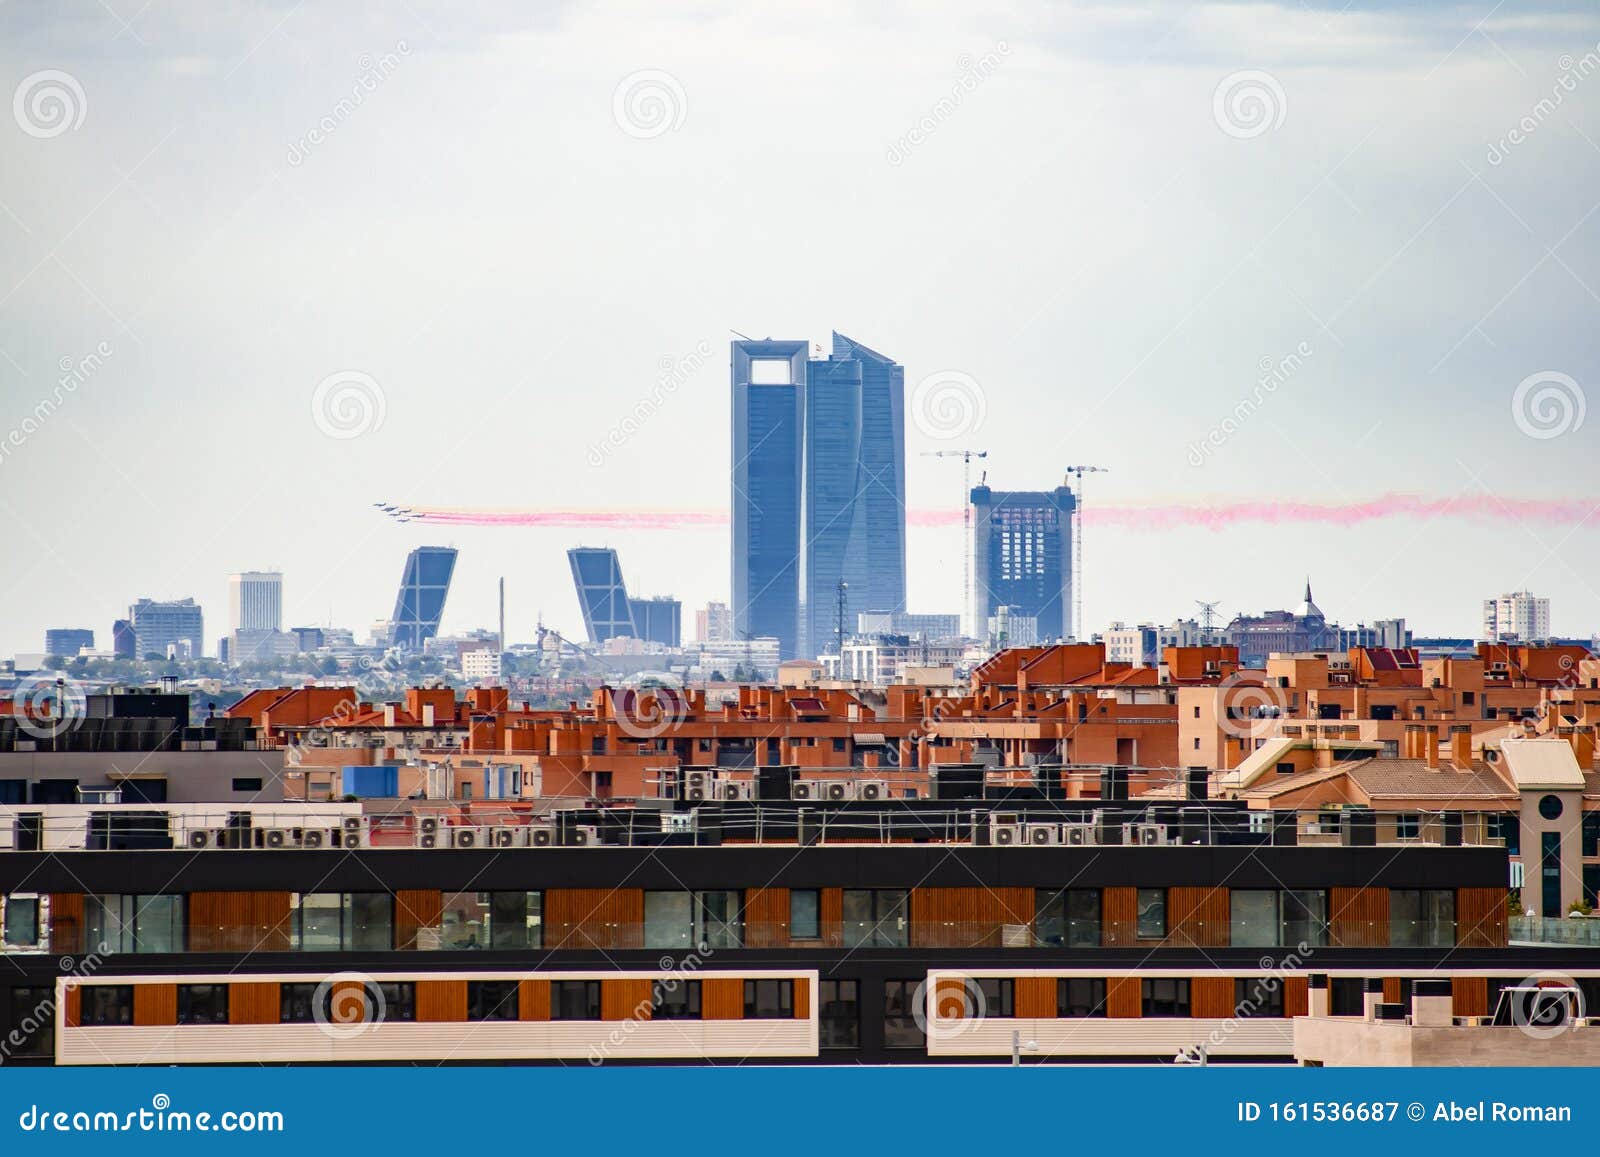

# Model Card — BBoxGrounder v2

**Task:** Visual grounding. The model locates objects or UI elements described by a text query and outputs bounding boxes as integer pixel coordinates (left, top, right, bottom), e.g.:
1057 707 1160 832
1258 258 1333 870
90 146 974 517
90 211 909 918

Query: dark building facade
43 629 93 658
970 481 1076 643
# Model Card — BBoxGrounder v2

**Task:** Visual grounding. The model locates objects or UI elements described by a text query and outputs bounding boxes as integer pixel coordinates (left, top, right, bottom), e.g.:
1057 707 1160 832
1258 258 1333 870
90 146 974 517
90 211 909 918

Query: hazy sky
1 0 1597 656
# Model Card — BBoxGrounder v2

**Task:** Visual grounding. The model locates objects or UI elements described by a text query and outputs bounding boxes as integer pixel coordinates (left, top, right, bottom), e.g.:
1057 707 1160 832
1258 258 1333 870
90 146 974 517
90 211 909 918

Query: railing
1510 915 1600 946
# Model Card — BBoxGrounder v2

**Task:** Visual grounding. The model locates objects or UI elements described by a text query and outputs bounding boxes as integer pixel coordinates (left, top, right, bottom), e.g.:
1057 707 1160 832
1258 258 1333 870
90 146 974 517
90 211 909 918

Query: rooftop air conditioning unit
686 771 708 793
342 816 362 832
1026 823 1060 846
992 824 1024 846
792 782 818 801
488 826 521 848
1062 824 1094 846
415 830 439 849
857 780 888 802
564 825 598 847
262 828 291 849
825 782 854 802
720 782 749 802
341 828 367 849
300 828 326 849
418 816 439 836
531 827 555 847
186 829 214 850
1133 823 1168 847
450 826 481 849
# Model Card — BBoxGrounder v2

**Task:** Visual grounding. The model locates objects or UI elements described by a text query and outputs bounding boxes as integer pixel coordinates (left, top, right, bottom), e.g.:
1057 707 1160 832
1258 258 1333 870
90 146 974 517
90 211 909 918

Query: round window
1538 794 1564 821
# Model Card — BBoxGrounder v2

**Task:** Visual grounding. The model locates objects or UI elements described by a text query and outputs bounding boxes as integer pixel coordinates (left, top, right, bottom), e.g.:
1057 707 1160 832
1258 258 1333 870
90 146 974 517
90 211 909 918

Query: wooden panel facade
702 978 744 1020
394 889 443 951
1190 977 1234 1018
1106 976 1142 1018
793 977 809 1020
909 888 1032 948
1329 887 1390 947
1016 977 1057 1019
1102 887 1139 947
1283 975 1309 1018
415 980 467 1022
602 979 652 1021
229 983 280 1025
819 888 844 948
133 983 177 1027
1383 978 1404 1005
188 892 291 953
48 893 83 955
1457 888 1508 947
62 983 80 1028
1168 887 1230 948
519 979 551 1021
1452 976 1488 1018
743 887 790 948
544 889 645 950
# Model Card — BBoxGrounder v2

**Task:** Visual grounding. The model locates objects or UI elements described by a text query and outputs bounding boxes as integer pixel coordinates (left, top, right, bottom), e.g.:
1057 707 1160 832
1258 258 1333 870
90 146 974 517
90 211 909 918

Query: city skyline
1 3 1598 655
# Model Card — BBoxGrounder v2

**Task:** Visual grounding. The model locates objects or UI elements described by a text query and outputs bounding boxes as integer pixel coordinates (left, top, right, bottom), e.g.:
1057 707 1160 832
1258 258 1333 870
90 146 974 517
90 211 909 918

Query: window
1538 794 1565 822
1390 889 1455 947
231 778 263 793
1329 977 1364 1016
82 985 134 1026
1234 977 1284 1018
651 979 701 1020
643 891 743 949
841 889 908 948
1230 890 1280 948
1135 889 1166 939
789 890 821 940
967 978 1014 1018
744 979 793 1019
177 984 229 1025
466 980 519 1021
1035 889 1101 947
3 896 40 948
819 979 858 1048
439 892 541 950
1281 890 1327 947
7 986 53 1056
883 979 924 1048
1141 978 1190 1017
84 895 183 954
280 983 318 1023
550 980 600 1020
1584 813 1600 859
1057 978 1106 1018
832 738 846 753
1396 814 1420 840
440 893 490 949
292 893 393 951
371 982 416 1022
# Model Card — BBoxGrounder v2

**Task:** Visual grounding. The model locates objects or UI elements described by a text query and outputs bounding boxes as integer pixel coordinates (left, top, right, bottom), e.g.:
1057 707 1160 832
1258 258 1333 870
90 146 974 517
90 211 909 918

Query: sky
0 0 1597 656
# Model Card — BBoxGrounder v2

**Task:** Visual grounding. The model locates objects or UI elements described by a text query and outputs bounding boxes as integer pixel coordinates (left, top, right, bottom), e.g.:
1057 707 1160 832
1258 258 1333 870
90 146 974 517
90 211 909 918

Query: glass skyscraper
389 546 457 650
731 333 906 660
970 482 1076 643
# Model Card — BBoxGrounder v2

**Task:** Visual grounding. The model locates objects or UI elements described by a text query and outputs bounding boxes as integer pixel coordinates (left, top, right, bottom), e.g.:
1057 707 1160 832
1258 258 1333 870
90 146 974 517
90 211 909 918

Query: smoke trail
388 493 1598 532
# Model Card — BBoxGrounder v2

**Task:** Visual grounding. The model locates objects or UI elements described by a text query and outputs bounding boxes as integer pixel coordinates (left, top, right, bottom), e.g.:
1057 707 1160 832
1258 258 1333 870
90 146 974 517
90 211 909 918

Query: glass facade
85 895 183 954
1389 889 1455 947
842 889 908 948
439 892 541 950
389 546 457 650
291 894 393 952
1035 889 1101 947
732 340 805 659
643 891 743 949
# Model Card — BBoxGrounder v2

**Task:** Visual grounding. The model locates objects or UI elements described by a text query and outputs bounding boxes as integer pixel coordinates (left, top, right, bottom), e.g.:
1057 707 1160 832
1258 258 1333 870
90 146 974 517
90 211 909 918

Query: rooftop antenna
1196 600 1222 633
1063 466 1108 641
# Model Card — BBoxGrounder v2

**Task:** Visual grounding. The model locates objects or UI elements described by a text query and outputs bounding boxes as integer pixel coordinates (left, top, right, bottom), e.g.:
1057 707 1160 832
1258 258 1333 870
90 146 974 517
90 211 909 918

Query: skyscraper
388 546 457 650
731 340 806 659
1483 590 1551 642
970 480 1076 643
128 598 204 660
568 547 637 643
229 571 283 634
801 333 906 658
731 333 906 661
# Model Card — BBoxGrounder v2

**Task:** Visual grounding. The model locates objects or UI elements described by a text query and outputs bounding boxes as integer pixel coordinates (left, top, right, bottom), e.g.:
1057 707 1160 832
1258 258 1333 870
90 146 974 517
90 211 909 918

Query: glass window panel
790 890 821 940
177 984 229 1025
1234 977 1284 1018
883 979 924 1048
551 980 600 1020
644 892 693 949
841 890 874 948
440 892 490 950
873 890 909 948
818 979 858 1048
346 894 392 952
280 983 318 1022
1424 889 1456 947
1282 890 1326 947
1057 977 1106 1017
1136 889 1167 939
133 895 182 953
652 979 701 1020
1065 890 1101 947
1390 889 1421 948
3 897 40 947
697 890 743 949
466 980 519 1021
743 979 792 1018
372 982 415 1022
1141 978 1189 1017
489 892 541 950
83 985 133 1026
295 895 342 952
1230 890 1280 948
8 986 53 1056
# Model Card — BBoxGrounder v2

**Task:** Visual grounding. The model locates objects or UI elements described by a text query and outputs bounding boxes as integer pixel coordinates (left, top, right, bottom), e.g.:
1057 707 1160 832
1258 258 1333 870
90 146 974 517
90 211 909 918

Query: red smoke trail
392 494 1598 532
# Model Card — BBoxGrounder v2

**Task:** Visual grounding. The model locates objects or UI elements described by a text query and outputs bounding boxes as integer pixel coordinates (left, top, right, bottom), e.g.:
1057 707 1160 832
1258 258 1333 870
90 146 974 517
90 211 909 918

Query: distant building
1104 622 1161 667
731 333 907 661
987 605 1039 648
229 571 283 634
856 612 962 639
389 547 457 650
111 619 136 660
1222 582 1409 666
128 598 203 661
695 601 733 643
43 629 93 658
970 479 1075 643
290 626 325 652
461 648 502 684
229 629 296 664
1484 591 1550 643
631 596 682 649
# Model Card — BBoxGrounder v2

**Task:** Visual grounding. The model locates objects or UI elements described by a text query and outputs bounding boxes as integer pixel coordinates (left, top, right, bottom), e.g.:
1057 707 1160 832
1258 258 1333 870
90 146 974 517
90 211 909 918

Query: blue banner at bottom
0 1066 1586 1154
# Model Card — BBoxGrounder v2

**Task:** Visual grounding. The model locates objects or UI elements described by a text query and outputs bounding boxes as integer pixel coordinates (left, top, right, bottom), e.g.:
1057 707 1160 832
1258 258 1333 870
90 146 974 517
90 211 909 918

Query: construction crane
1063 465 1108 641
922 449 987 636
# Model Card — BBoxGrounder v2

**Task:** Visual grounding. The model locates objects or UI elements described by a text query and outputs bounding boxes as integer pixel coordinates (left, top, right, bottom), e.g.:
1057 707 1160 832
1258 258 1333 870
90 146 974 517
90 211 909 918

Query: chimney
423 704 435 728
1451 729 1472 768
1424 730 1439 769
383 704 396 728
